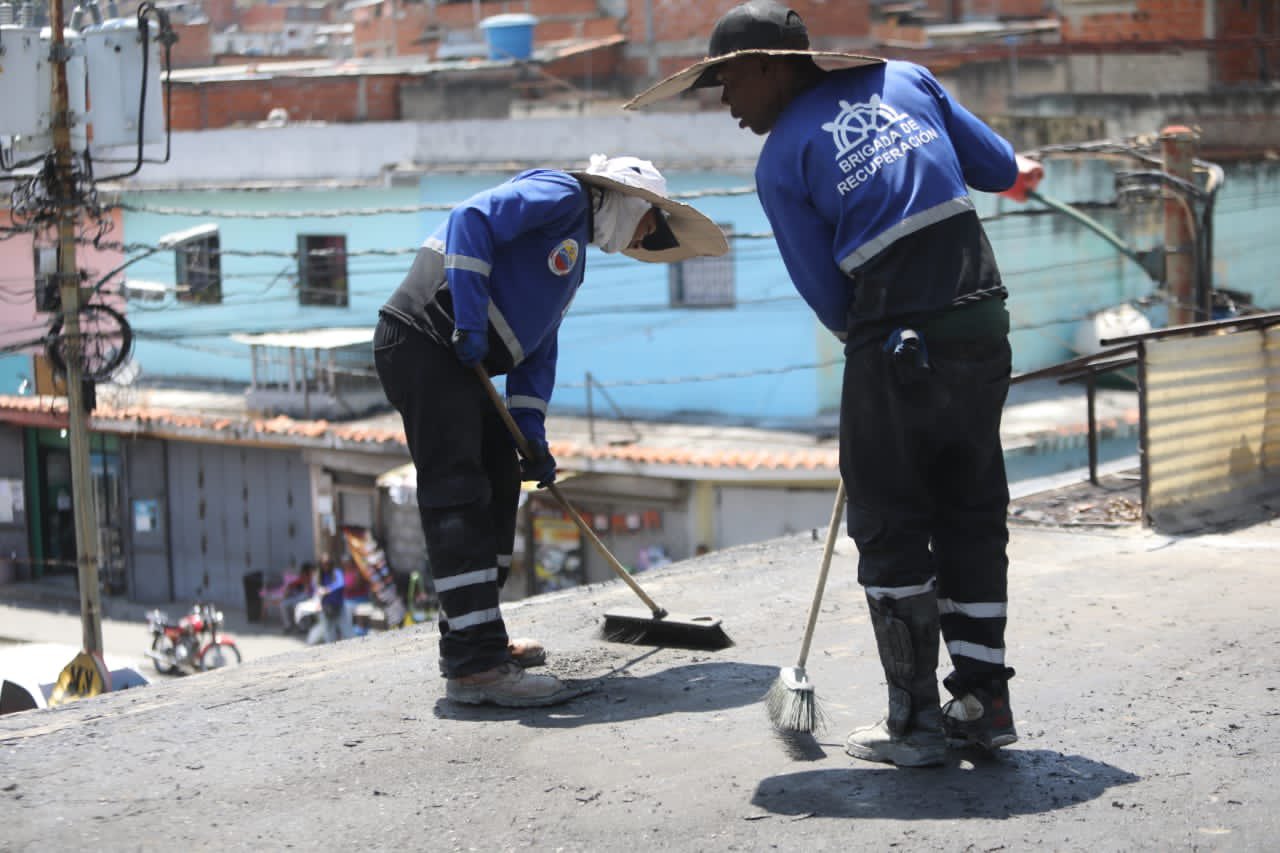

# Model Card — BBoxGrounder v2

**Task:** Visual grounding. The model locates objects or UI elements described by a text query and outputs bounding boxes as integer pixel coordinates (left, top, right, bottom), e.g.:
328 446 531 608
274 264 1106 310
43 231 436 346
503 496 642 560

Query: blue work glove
520 439 557 488
451 328 488 367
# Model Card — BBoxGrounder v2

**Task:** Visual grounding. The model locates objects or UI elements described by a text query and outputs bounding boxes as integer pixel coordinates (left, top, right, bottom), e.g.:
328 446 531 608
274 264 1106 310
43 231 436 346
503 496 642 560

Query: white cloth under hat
570 154 729 263
585 154 659 254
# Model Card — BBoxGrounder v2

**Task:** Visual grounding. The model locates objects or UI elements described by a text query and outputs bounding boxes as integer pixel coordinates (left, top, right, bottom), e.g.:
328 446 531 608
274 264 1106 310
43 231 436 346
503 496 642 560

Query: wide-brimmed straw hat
570 155 729 263
625 0 883 110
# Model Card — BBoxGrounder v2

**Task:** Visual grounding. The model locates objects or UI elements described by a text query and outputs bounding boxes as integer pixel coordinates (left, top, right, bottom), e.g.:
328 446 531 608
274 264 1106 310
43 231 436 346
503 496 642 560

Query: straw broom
766 479 845 732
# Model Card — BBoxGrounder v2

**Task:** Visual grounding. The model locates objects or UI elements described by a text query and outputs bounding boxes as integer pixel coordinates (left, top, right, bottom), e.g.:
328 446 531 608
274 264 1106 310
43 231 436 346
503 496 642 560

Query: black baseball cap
694 1 810 87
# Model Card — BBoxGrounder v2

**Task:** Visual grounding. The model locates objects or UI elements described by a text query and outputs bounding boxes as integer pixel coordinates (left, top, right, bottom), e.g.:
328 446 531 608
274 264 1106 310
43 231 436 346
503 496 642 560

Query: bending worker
628 1 1043 765
374 155 726 708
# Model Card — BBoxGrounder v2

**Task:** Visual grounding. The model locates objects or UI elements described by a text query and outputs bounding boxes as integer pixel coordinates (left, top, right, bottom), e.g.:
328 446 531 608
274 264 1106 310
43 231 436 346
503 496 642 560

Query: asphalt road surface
4 512 1280 851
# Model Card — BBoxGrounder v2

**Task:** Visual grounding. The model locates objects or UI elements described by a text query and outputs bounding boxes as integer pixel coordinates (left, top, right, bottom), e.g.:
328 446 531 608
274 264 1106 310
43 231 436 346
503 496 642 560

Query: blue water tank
479 13 537 61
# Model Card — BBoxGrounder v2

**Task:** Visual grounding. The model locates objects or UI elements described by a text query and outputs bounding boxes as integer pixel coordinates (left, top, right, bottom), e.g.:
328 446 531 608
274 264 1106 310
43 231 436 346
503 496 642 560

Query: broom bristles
766 666 825 733
600 610 734 651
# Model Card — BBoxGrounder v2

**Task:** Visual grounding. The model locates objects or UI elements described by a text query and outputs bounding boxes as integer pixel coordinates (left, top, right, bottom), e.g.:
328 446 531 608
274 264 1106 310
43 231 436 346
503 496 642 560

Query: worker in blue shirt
629 1 1043 766
375 155 726 708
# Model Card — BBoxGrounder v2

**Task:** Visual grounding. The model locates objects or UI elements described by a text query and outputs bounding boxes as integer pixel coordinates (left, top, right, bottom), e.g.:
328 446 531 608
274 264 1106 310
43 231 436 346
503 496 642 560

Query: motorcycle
145 601 242 675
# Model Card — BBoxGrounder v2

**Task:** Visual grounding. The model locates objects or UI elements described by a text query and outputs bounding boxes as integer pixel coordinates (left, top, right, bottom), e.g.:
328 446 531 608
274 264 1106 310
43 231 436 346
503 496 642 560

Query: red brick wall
623 0 869 45
1216 0 1280 85
988 0 1048 19
619 0 871 80
1060 0 1209 41
431 0 601 27
538 16 623 43
880 1 1049 27
239 6 290 30
353 0 624 59
395 5 434 56
204 0 237 31
169 21 212 68
168 75 406 130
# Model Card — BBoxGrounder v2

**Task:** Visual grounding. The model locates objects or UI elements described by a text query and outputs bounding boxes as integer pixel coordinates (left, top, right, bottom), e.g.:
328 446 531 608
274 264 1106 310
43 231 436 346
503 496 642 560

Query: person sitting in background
279 562 315 634
314 554 346 645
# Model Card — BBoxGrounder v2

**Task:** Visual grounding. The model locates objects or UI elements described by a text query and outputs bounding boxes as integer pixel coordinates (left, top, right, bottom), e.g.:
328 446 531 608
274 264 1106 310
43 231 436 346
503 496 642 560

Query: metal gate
165 442 314 607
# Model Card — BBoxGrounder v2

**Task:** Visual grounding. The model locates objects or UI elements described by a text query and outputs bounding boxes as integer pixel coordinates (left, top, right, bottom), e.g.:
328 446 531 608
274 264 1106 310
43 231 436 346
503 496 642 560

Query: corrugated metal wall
166 442 315 607
1142 326 1280 531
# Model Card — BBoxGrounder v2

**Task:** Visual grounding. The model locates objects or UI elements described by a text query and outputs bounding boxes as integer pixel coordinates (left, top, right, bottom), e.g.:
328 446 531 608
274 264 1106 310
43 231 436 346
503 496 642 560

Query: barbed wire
108 185 761 219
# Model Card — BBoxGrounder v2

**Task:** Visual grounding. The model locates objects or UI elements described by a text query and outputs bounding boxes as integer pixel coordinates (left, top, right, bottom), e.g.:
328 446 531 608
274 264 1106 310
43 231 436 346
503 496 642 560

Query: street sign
48 651 110 707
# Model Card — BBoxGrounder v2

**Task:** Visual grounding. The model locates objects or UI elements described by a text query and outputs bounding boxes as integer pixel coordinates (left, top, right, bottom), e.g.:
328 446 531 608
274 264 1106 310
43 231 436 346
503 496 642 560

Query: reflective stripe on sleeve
445 253 492 276
508 395 548 415
488 303 523 363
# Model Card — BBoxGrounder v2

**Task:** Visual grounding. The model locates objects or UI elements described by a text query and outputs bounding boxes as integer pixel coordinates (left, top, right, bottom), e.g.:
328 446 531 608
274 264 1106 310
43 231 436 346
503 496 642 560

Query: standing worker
628 1 1043 765
374 155 727 708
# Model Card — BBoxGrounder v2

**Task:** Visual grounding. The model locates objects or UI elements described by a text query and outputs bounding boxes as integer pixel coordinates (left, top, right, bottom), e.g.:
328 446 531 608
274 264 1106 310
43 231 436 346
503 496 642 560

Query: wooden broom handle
797 478 845 669
473 365 667 618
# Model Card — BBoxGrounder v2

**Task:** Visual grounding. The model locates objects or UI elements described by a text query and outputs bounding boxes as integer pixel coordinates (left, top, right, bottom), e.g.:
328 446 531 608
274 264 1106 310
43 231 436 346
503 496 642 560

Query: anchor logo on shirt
822 95 910 158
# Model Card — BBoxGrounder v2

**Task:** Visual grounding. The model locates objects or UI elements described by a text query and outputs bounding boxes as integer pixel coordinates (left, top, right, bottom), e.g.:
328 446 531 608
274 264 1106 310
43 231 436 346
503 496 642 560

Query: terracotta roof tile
0 395 840 475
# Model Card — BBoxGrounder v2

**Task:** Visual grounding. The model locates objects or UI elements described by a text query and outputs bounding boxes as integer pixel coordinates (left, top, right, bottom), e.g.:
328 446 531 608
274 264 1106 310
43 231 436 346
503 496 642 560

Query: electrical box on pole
83 17 164 151
5 25 87 159
0 26 46 137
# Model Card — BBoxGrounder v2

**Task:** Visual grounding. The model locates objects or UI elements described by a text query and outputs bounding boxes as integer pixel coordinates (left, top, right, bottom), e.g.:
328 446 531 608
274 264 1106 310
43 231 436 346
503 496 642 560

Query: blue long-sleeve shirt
755 61 1017 334
382 170 590 442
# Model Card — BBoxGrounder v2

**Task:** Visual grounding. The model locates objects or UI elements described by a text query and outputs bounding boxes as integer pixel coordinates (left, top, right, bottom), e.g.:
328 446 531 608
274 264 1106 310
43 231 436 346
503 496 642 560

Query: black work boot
846 590 946 768
942 671 1017 750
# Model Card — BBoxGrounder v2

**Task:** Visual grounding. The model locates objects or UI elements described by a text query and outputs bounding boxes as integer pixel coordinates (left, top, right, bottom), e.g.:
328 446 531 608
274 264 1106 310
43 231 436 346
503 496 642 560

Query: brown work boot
845 716 947 768
445 662 577 708
508 637 547 668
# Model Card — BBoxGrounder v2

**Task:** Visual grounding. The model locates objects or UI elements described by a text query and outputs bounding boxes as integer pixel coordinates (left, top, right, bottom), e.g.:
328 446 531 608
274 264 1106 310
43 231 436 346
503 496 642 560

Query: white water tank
83 17 164 151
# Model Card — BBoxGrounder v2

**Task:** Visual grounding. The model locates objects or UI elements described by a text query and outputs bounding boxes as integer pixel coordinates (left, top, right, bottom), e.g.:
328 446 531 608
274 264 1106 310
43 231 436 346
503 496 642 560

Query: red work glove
999 155 1045 203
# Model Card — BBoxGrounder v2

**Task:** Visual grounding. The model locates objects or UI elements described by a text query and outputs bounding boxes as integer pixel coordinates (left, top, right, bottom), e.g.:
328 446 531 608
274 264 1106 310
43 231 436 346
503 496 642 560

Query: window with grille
175 232 223 304
297 234 349 307
33 246 59 312
669 223 734 308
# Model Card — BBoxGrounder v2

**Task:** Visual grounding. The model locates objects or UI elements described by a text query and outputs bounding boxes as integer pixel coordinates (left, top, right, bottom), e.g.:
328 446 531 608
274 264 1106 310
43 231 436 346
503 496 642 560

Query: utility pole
1160 125 1199 328
49 0 105 656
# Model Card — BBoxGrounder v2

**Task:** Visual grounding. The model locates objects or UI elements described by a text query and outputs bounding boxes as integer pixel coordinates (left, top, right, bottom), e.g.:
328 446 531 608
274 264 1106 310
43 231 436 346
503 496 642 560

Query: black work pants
373 315 521 678
840 334 1013 693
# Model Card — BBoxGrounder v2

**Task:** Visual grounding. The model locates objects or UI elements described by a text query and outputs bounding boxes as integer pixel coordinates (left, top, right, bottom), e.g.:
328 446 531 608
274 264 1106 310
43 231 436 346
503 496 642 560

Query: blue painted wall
0 356 29 397
119 161 1280 425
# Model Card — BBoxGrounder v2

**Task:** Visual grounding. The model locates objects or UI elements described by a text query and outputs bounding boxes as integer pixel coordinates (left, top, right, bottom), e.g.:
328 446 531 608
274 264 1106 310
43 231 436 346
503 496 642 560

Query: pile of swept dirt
1008 470 1143 528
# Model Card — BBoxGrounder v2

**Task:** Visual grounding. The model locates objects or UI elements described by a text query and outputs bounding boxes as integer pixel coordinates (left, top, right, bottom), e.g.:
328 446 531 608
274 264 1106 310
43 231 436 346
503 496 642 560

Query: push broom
474 366 732 650
766 478 845 732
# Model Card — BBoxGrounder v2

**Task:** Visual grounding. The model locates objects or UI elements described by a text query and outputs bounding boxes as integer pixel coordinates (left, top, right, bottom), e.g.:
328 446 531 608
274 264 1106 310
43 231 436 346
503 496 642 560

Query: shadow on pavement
432 660 776 727
750 750 1139 819
771 729 829 761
